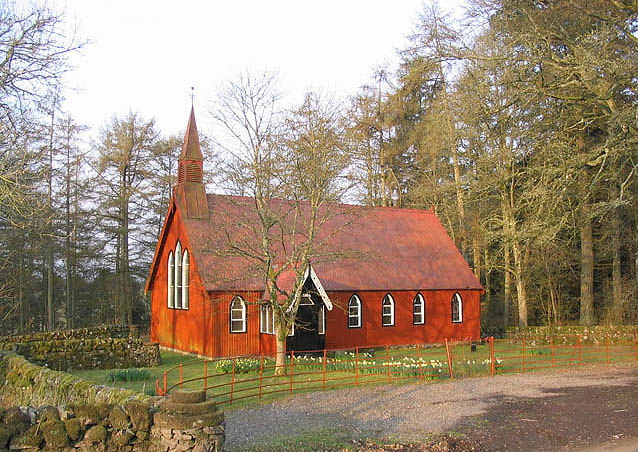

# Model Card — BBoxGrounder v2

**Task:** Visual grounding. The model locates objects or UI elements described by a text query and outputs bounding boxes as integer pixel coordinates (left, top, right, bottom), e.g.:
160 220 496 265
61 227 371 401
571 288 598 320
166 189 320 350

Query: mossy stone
40 420 69 448
153 410 224 430
64 418 82 441
9 424 42 449
96 404 112 420
72 404 107 427
2 407 29 436
0 426 10 448
124 402 150 431
111 429 134 447
84 424 107 443
170 389 205 404
39 405 60 423
108 406 129 430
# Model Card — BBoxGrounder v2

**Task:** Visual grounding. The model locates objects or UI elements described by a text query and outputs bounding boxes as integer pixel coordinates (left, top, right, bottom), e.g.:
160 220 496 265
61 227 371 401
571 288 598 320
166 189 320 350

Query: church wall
325 290 481 350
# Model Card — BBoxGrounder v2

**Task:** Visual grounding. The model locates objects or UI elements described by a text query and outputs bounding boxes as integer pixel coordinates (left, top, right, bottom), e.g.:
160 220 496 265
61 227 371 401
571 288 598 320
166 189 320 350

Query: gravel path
225 364 638 451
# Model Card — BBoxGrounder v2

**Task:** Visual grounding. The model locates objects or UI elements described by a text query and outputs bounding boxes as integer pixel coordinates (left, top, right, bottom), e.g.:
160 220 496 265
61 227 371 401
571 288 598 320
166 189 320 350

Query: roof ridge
204 192 435 214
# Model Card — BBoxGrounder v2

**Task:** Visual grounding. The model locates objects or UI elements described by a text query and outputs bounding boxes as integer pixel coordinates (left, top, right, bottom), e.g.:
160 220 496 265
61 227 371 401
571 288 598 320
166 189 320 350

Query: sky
61 0 466 138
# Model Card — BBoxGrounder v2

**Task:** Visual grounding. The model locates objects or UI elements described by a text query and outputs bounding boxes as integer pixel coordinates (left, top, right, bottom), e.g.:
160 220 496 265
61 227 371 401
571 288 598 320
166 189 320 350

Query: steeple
174 108 209 219
178 107 204 183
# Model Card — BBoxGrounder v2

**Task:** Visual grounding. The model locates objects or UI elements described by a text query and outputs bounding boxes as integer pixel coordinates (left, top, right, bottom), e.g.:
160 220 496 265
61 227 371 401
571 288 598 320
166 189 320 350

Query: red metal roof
181 194 483 293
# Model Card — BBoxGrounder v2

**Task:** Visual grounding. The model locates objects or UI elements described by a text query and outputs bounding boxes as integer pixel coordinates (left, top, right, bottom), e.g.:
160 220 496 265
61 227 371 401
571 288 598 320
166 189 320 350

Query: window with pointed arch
348 294 361 328
382 293 395 326
175 241 182 309
181 250 189 310
167 252 174 308
452 292 463 323
413 293 425 325
230 296 247 333
167 241 190 310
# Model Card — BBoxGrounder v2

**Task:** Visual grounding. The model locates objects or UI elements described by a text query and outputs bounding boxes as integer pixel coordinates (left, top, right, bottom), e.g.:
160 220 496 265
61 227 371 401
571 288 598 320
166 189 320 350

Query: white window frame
382 293 395 326
348 294 362 328
182 249 189 310
230 296 247 333
299 293 314 306
452 292 463 323
260 304 274 334
318 306 325 335
174 241 182 309
167 252 174 308
413 293 425 325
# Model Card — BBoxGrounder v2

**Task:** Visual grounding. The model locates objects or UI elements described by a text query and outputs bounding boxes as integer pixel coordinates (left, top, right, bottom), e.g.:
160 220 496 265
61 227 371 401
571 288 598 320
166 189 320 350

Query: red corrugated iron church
146 109 483 358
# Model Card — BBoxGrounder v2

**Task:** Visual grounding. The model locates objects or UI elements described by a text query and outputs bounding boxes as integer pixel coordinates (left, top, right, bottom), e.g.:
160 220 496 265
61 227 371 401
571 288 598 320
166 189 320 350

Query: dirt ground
225 363 638 451
455 369 638 451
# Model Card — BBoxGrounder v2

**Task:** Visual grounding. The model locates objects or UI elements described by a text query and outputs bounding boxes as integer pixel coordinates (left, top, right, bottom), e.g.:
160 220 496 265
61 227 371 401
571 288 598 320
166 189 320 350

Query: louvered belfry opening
173 107 209 219
177 106 204 184
177 160 203 183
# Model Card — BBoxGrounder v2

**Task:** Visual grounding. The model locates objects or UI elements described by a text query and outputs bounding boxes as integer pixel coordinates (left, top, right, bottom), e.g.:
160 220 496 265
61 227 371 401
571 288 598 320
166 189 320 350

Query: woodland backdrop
1 0 637 334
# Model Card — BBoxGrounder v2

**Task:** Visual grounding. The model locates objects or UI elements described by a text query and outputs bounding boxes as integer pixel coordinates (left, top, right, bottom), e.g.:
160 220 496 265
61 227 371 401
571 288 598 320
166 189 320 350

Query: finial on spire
191 86 194 107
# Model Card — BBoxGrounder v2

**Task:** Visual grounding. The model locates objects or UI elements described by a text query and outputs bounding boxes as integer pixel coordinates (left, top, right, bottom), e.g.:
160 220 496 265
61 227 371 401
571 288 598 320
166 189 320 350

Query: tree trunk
484 248 491 307
503 240 511 329
502 192 512 329
612 204 623 323
274 310 287 376
18 248 24 334
47 106 55 331
473 236 481 280
579 198 594 325
512 241 528 328
65 131 73 329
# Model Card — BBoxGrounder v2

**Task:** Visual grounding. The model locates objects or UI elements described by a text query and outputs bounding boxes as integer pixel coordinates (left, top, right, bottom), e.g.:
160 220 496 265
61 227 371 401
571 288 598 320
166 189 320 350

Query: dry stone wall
0 325 134 343
0 353 224 451
0 352 148 407
506 325 638 345
0 392 224 451
0 326 160 371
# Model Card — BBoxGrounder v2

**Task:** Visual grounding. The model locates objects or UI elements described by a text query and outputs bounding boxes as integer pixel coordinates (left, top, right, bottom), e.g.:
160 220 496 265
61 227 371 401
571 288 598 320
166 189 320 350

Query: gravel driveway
225 364 638 451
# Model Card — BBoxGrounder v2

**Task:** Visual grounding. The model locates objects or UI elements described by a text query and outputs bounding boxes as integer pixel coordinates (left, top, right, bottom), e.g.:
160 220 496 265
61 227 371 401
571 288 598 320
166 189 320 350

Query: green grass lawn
69 341 638 410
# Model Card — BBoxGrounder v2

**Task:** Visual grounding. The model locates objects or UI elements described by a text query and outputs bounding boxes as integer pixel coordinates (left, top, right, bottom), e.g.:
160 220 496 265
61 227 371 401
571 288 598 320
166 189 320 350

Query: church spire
178 107 204 183
174 107 209 219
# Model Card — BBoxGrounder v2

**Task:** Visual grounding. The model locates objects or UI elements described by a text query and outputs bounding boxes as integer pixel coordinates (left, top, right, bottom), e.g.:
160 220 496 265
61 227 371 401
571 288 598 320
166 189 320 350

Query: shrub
106 368 150 383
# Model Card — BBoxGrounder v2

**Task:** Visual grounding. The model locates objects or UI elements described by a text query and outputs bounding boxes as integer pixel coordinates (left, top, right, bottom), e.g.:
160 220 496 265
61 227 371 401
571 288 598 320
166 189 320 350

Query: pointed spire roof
180 107 203 161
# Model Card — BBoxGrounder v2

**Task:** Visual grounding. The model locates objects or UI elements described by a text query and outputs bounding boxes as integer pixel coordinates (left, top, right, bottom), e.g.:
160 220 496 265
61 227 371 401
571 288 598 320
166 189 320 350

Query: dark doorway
286 280 325 354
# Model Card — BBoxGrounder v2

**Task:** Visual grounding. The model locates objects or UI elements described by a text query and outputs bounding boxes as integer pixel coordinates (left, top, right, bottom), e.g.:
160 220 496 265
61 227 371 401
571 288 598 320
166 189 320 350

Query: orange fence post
417 344 424 380
322 349 327 390
289 352 294 395
163 371 167 395
386 346 391 383
230 358 236 405
355 347 360 386
521 337 526 373
179 363 183 389
551 336 555 368
445 339 454 380
204 360 208 391
634 333 638 361
490 337 495 376
577 335 583 365
258 356 264 400
606 334 610 365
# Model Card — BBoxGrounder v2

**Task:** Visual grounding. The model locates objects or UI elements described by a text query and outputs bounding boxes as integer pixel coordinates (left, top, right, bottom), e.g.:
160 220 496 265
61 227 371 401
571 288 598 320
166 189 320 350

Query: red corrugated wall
150 208 276 358
151 208 480 358
325 290 481 349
